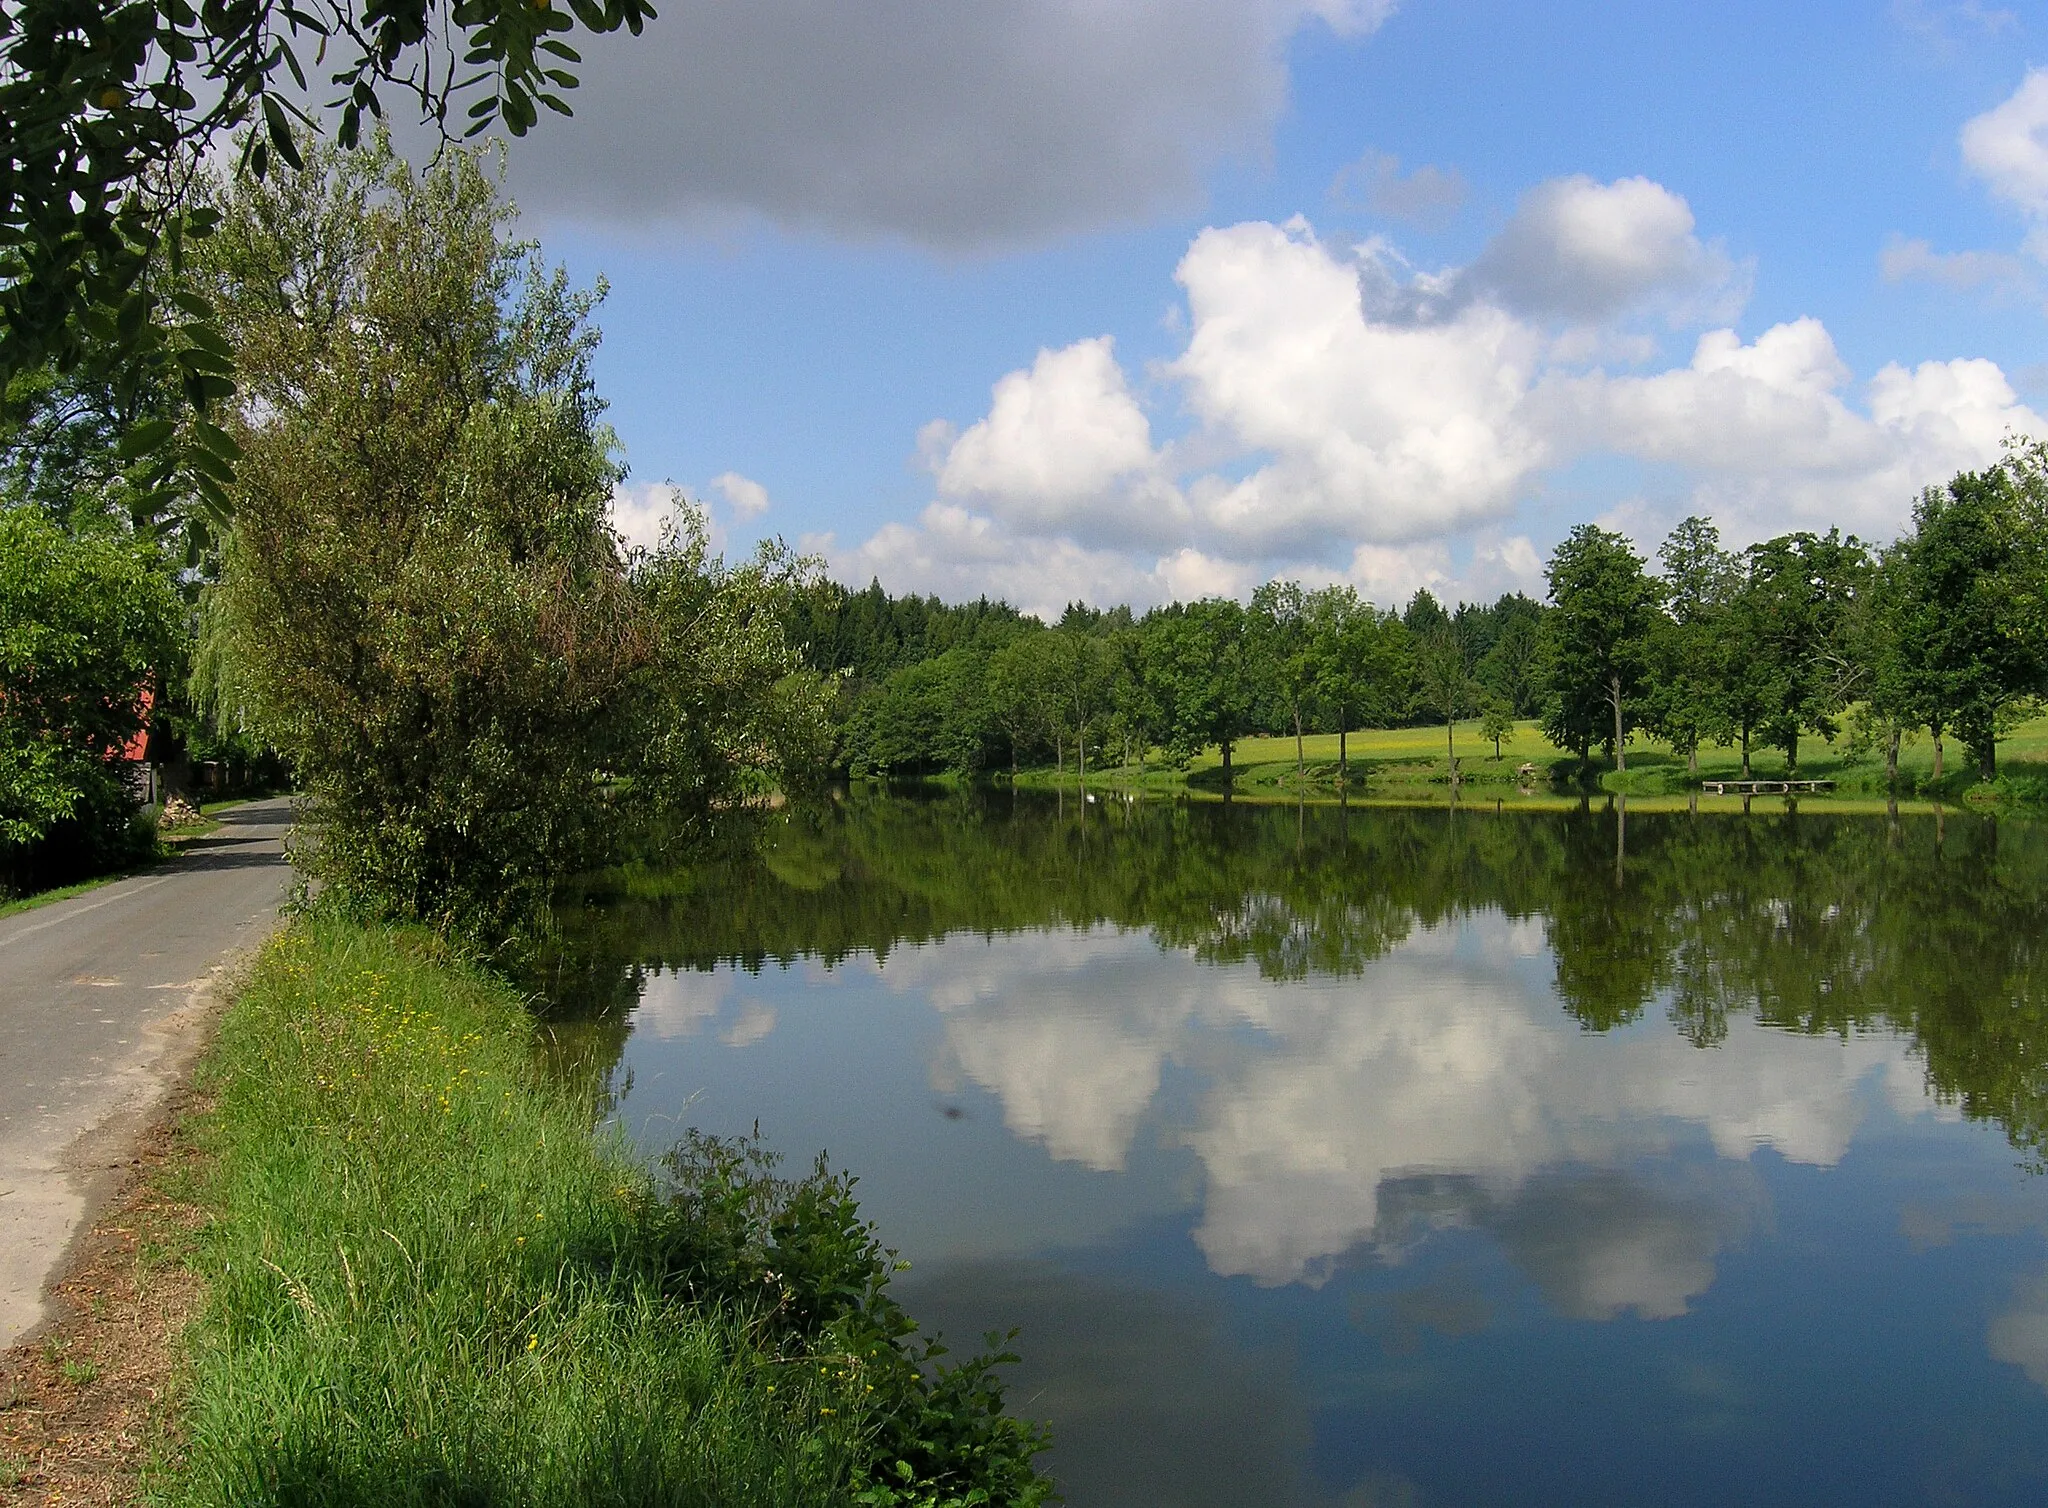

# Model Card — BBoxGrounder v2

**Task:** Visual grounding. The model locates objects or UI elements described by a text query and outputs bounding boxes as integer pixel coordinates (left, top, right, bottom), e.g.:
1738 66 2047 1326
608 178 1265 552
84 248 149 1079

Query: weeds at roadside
162 920 1053 1507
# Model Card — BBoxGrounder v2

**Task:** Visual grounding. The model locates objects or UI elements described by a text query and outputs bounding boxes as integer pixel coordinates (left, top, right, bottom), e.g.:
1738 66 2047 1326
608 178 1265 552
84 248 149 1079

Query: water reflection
544 793 2048 1505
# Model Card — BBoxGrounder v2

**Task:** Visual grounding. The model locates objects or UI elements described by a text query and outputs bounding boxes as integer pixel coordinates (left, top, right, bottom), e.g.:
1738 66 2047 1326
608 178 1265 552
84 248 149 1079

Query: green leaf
193 421 243 462
183 322 233 358
117 418 177 459
262 96 304 172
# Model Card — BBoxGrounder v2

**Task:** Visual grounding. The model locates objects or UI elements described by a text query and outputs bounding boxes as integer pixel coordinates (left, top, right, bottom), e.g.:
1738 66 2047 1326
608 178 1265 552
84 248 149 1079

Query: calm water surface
549 792 2048 1506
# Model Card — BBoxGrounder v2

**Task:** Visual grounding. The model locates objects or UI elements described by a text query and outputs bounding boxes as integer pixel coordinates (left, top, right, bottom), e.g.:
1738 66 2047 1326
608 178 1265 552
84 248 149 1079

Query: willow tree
197 140 825 938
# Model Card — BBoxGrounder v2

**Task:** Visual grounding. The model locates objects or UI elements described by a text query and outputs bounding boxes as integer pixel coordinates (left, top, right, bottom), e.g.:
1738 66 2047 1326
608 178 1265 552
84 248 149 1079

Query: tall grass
164 921 922 1506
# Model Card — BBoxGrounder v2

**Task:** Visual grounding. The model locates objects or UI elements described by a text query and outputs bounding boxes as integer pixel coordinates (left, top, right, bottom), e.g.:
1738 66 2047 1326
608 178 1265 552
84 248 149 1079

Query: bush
0 507 178 892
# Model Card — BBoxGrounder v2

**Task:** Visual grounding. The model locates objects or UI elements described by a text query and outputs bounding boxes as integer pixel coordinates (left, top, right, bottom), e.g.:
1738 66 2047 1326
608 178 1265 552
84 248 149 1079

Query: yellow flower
527 1334 538 1351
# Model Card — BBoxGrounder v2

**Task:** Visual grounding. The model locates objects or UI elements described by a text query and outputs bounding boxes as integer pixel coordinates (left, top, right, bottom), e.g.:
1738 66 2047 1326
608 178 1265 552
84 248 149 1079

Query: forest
800 464 2048 792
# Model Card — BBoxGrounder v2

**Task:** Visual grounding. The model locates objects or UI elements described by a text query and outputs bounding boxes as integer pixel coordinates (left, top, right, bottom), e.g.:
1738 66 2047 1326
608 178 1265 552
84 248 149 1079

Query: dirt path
0 801 290 1355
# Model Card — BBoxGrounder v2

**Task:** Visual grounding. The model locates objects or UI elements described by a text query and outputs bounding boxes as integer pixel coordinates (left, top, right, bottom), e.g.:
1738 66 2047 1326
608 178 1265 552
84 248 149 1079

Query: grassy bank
163 921 1050 1506
997 712 2048 810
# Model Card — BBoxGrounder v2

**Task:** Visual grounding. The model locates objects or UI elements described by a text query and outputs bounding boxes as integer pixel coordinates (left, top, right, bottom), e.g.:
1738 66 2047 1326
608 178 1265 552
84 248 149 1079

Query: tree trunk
1295 711 1304 774
1885 728 1899 786
1055 734 1063 779
1933 729 1943 782
1339 725 1348 785
1221 737 1233 785
1981 739 1997 782
1787 731 1798 776
1687 746 1698 778
1445 715 1456 784
1078 726 1086 784
1610 672 1626 773
1741 724 1751 778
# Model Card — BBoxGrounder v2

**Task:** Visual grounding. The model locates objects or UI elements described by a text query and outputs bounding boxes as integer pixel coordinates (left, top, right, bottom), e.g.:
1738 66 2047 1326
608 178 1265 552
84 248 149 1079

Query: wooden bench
1699 779 1834 795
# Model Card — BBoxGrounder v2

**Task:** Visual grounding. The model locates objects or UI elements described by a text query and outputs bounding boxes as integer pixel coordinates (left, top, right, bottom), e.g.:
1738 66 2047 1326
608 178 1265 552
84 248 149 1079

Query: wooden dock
1698 778 1834 795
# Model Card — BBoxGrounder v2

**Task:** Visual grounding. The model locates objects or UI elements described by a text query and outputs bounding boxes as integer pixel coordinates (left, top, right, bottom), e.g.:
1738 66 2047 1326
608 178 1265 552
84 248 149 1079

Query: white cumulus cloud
830 176 2040 611
711 471 772 518
932 337 1183 545
1963 68 2048 222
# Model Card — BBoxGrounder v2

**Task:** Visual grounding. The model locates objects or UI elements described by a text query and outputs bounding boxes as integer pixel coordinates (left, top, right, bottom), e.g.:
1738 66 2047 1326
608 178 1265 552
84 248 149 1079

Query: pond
546 791 2048 1506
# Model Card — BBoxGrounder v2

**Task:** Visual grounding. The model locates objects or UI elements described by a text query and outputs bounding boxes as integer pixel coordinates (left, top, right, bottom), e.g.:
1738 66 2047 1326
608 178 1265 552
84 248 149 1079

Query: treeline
798 580 1545 779
800 447 2048 787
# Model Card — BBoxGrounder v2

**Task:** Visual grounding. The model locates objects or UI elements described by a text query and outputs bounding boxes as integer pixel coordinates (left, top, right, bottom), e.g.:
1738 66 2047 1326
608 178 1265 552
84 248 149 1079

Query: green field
1007 712 2048 811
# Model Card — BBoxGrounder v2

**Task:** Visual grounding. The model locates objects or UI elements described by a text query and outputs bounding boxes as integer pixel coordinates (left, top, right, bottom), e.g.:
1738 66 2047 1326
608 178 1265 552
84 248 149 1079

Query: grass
0 870 142 920
1004 711 2048 812
160 920 1049 1507
165 923 863 1506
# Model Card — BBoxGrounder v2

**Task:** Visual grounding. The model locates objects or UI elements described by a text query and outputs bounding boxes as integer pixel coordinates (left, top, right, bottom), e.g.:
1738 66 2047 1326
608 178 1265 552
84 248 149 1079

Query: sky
496 0 2048 617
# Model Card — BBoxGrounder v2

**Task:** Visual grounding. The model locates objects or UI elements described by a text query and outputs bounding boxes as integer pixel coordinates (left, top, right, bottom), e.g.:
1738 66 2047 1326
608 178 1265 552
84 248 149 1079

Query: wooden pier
1698 778 1834 795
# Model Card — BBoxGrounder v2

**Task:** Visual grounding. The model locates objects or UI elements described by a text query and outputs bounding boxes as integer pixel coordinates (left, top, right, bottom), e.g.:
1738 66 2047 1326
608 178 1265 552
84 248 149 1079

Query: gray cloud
1458 174 1737 323
1331 149 1468 225
497 1 1389 249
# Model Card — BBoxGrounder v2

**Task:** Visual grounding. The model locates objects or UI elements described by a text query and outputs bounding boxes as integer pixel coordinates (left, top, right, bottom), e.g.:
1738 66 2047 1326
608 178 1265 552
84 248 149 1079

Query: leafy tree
1251 578 1316 773
0 0 657 504
1647 516 1736 777
1732 530 1869 774
1890 463 2046 781
1303 585 1403 782
1480 700 1514 760
196 142 822 938
1141 598 1257 784
987 633 1052 778
1847 539 1928 785
1046 627 1118 781
1414 623 1479 777
1540 525 1661 771
1 505 181 889
1105 624 1160 772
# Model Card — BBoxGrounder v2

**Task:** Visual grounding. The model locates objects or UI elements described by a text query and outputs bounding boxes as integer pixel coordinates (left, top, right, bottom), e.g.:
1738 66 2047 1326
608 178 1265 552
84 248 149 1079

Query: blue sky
503 1 2048 615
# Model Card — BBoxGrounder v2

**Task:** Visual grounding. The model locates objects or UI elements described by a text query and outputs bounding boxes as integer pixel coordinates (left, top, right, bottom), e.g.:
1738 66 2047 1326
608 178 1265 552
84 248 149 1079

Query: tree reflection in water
541 790 2048 1164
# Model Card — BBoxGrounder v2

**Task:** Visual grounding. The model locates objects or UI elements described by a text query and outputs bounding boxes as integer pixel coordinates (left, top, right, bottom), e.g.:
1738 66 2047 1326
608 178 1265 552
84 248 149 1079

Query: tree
1890 463 2046 781
1402 588 1449 639
1141 598 1257 785
1732 530 1868 775
1 505 182 890
195 142 824 939
1853 541 1919 785
1046 627 1117 782
1480 700 1514 760
1251 579 1316 774
1 0 656 449
1540 525 1661 771
1647 516 1736 777
1475 599 1544 717
1414 623 1479 778
987 633 1051 778
1302 585 1399 784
